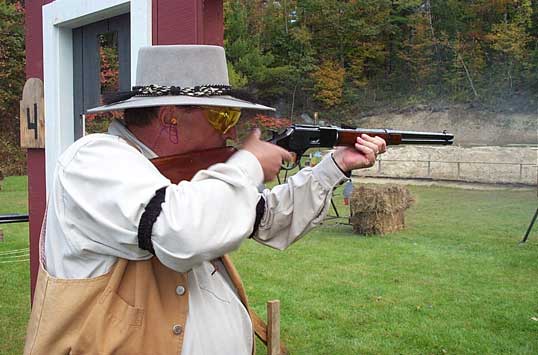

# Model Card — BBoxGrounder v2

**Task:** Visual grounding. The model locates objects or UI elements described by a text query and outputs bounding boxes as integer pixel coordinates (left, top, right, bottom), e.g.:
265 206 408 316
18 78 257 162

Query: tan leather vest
24 255 254 355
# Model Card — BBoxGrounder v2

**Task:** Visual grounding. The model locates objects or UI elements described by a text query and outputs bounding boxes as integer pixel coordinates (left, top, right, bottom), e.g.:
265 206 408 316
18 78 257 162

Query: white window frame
42 0 152 192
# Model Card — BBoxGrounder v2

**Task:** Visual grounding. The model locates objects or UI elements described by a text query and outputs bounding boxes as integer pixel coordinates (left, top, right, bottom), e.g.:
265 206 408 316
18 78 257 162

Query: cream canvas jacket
42 120 347 354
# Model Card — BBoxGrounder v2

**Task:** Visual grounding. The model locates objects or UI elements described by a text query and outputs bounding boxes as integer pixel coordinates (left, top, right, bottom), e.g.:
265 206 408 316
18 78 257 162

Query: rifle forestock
335 128 454 146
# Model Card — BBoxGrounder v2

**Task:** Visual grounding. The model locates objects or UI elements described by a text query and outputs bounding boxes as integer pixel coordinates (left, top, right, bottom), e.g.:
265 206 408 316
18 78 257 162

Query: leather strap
221 255 288 354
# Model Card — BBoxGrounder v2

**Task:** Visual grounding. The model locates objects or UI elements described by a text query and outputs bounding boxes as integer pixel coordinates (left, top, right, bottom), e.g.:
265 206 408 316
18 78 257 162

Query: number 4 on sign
20 78 45 149
26 104 38 140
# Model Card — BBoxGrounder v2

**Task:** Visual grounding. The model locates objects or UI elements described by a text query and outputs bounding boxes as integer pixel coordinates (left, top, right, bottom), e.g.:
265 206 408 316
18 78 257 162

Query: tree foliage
311 59 345 108
224 0 538 120
0 0 25 175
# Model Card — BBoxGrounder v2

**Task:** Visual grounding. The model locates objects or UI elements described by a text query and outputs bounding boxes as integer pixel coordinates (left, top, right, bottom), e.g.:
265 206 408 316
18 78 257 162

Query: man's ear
172 106 196 129
157 106 177 125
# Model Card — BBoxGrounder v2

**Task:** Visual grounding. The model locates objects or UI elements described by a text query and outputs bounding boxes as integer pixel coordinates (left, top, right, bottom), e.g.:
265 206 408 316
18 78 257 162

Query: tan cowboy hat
87 45 275 113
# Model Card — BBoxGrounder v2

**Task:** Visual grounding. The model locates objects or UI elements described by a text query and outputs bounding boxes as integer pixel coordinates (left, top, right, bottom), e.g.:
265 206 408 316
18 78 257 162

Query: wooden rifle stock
151 147 236 183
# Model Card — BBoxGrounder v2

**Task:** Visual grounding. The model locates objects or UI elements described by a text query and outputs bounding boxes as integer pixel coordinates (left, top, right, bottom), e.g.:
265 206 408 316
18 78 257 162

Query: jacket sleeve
57 136 263 273
253 154 348 250
152 150 263 272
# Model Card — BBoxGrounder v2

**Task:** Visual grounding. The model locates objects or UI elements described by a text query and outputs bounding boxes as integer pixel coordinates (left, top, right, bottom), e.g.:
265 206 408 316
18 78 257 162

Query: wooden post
267 300 281 355
0 229 4 242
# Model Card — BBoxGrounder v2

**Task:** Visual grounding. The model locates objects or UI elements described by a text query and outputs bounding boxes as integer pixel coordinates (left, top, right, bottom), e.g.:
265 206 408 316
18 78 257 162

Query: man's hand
243 128 293 182
332 134 387 173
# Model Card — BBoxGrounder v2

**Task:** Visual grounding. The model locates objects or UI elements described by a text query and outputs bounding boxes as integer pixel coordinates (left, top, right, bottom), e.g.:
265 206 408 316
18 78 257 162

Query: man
24 45 386 355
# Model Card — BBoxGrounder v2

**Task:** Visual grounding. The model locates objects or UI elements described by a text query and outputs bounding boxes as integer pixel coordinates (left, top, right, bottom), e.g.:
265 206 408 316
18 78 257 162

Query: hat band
103 84 232 105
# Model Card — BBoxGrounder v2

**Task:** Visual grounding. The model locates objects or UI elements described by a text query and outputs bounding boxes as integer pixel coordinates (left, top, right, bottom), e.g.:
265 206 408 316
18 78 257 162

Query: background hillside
224 0 538 121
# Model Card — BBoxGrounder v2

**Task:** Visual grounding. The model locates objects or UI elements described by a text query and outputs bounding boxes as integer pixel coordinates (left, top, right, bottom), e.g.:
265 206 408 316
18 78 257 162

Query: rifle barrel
399 138 453 145
397 130 454 142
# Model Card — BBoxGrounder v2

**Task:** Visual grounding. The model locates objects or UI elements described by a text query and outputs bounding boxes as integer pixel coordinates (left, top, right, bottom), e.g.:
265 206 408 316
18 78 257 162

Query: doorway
72 13 131 139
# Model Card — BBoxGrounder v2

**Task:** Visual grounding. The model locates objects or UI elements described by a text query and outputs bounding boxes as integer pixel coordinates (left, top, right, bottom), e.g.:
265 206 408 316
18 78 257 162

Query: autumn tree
0 0 25 175
486 0 532 92
311 59 345 108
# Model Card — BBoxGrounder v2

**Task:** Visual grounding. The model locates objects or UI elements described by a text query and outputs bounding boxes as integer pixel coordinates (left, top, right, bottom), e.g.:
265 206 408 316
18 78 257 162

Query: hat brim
86 95 275 113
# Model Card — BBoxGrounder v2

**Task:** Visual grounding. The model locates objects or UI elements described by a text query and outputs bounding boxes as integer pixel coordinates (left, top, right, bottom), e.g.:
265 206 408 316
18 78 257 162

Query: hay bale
350 184 414 235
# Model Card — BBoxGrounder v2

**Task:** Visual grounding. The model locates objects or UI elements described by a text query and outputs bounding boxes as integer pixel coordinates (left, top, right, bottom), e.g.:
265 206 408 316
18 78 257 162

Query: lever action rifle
152 124 454 183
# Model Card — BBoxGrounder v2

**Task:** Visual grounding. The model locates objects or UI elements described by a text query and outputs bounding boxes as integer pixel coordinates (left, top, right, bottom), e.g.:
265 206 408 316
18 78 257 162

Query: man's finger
372 136 387 153
278 146 293 162
357 136 379 154
360 134 380 146
361 134 387 154
361 133 377 142
354 143 376 162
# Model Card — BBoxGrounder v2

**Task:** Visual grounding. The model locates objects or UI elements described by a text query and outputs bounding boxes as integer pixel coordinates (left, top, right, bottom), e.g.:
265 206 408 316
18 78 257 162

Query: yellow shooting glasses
203 106 242 134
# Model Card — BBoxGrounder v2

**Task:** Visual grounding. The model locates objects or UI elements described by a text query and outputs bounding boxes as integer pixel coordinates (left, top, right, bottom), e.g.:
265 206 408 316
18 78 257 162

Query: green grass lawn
0 176 30 355
1 176 537 354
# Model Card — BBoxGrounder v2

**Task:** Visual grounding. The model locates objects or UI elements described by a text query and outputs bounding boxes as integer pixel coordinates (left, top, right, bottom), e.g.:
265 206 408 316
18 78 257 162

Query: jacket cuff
312 154 350 190
331 153 352 178
227 149 264 187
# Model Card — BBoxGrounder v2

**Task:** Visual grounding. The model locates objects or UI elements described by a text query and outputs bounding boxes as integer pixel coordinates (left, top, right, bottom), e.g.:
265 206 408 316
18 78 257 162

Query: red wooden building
25 0 224 296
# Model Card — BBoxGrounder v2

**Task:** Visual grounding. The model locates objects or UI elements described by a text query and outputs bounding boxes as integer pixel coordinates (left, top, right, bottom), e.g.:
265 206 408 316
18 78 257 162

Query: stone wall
353 145 538 185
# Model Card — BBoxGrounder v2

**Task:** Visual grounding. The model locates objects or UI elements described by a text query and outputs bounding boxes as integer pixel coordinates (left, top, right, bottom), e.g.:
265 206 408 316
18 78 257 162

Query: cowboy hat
87 45 275 113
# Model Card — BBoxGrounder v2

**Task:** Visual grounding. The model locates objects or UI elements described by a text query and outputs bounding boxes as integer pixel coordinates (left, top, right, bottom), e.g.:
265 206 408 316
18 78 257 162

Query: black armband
249 196 266 238
137 186 167 255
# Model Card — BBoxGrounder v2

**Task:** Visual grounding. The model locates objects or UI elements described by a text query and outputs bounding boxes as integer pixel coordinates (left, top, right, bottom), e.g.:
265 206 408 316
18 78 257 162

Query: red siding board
203 0 224 46
26 0 51 300
152 0 223 45
27 150 46 300
25 1 47 81
153 0 200 45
